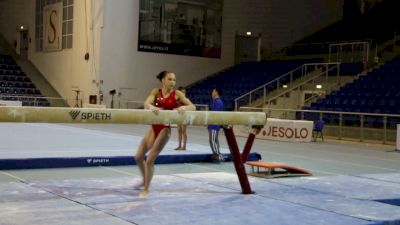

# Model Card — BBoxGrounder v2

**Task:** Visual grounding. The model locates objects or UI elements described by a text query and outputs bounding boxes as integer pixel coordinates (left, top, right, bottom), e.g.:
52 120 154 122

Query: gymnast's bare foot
174 146 181 150
175 147 185 151
139 190 149 198
133 182 144 190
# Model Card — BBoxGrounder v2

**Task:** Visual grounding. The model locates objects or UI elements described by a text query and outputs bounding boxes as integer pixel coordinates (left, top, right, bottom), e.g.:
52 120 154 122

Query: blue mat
0 123 262 169
0 153 261 170
357 173 400 206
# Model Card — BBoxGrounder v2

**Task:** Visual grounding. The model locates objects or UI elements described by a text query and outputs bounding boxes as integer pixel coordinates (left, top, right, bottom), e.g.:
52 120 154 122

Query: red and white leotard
152 89 178 138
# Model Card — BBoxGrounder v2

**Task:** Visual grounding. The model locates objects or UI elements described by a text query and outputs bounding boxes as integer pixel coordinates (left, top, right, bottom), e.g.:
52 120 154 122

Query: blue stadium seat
304 57 400 127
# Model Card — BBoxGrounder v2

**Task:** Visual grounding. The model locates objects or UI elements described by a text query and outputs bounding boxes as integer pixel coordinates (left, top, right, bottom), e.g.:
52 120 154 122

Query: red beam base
241 127 261 162
223 126 254 194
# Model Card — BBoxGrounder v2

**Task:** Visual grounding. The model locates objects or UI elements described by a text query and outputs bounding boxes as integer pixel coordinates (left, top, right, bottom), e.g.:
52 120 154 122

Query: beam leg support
241 128 261 162
223 126 253 194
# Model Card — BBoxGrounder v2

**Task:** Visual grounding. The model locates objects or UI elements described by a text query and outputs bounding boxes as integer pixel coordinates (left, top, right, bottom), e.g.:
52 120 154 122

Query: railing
0 94 69 107
266 63 340 105
239 106 400 144
280 39 373 57
234 62 340 111
329 41 371 63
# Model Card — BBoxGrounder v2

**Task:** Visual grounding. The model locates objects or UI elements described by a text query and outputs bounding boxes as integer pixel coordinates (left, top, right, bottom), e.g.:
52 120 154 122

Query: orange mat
245 161 312 178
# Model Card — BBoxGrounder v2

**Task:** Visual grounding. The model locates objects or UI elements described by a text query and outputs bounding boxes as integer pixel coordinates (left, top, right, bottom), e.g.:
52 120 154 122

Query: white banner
43 2 63 51
235 118 313 142
0 100 22 106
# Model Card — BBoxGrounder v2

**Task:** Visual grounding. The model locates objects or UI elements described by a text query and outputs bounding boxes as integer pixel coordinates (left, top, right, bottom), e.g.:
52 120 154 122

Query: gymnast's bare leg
134 128 155 189
135 127 170 197
175 124 187 150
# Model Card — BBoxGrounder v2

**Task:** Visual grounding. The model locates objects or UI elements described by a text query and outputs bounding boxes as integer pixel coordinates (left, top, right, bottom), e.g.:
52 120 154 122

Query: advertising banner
235 118 314 142
138 0 222 58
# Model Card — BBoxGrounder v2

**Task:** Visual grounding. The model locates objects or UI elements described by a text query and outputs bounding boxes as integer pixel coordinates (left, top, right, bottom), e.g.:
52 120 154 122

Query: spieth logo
69 110 81 120
86 158 109 164
69 110 112 121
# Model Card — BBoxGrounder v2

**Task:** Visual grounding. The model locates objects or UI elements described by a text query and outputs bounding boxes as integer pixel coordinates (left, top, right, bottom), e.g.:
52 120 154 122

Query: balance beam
0 106 267 126
0 106 267 194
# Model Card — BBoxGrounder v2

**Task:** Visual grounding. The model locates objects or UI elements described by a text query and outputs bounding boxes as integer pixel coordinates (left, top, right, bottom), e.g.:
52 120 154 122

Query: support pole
241 132 256 163
223 126 253 194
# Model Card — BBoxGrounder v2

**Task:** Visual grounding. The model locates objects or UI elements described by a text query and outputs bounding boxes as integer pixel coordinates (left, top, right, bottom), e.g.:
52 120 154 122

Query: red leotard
152 89 178 138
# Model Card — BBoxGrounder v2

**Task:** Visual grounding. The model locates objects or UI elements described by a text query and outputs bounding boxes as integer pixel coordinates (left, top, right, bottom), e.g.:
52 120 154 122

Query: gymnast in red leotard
151 88 178 138
135 71 196 198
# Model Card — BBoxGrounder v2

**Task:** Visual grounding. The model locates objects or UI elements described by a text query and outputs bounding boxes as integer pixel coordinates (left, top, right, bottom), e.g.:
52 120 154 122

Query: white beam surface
0 106 267 126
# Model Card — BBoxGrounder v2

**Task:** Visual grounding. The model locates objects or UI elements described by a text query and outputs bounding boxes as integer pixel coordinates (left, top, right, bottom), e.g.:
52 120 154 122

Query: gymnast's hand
149 105 161 115
175 106 188 114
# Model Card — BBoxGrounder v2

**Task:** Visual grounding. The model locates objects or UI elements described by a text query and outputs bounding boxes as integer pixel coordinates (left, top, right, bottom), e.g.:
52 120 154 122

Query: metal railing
239 106 399 144
329 41 371 63
234 62 340 111
266 63 340 106
279 39 373 57
0 94 69 107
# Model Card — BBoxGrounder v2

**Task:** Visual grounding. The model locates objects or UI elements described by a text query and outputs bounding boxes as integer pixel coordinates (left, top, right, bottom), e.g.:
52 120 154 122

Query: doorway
234 34 261 65
17 29 29 59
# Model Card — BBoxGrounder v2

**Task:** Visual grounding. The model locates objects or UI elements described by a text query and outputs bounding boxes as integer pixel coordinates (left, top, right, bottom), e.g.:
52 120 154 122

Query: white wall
0 0 99 105
99 0 227 104
28 0 95 105
0 0 344 107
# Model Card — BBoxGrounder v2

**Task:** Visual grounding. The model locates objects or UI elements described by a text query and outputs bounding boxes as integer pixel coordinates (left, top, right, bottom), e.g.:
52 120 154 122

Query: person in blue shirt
208 88 225 162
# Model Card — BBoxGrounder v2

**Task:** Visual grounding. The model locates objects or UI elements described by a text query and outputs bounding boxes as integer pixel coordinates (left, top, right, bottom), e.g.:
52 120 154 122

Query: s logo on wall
43 2 63 51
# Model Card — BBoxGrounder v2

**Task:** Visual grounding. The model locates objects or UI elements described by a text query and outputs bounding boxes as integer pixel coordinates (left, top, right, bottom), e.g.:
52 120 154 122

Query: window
35 0 74 51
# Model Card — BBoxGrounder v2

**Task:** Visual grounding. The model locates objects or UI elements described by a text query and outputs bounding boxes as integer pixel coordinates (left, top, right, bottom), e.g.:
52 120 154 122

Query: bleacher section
0 55 49 106
332 62 365 76
304 55 400 128
187 59 322 110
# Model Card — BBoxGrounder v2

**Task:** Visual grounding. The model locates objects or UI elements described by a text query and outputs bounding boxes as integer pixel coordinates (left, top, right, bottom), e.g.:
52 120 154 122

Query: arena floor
1 123 400 225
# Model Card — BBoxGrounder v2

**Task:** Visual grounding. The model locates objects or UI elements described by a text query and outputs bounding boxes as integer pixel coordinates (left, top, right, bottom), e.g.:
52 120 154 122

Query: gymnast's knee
135 154 145 163
145 159 155 168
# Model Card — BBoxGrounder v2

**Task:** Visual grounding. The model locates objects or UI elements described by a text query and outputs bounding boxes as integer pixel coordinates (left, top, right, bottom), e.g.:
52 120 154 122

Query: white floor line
303 169 341 176
183 162 341 177
100 166 136 176
0 171 26 182
184 162 233 172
